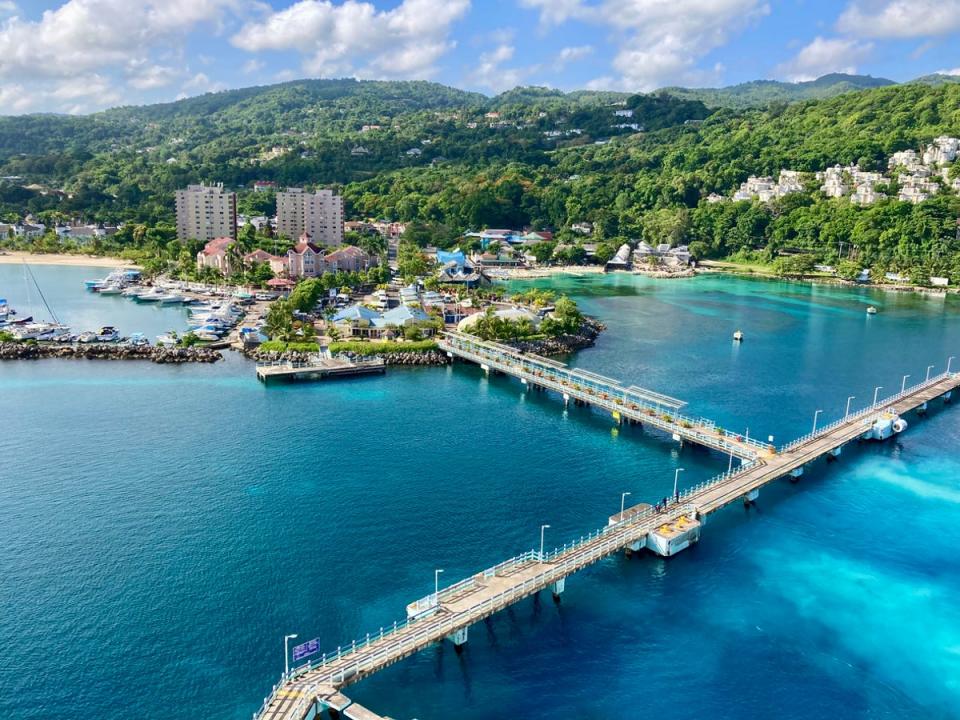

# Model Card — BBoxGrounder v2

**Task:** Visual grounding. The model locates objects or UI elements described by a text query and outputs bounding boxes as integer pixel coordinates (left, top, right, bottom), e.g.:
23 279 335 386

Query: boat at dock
78 326 120 343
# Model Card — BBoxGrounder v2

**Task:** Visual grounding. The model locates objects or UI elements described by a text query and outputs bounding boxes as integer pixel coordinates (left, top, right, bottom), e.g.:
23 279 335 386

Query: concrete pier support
563 392 570 408
918 401 928 415
521 378 529 392
945 390 952 403
827 445 843 461
480 363 489 376
551 578 565 602
447 627 468 647
789 466 804 483
743 488 759 507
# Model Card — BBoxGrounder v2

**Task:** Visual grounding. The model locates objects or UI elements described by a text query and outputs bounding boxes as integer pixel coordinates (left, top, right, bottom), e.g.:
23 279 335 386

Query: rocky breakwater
510 317 606 356
0 342 222 363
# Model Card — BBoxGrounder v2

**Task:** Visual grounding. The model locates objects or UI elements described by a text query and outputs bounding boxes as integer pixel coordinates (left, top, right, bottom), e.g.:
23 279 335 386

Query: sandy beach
0 251 136 268
490 265 608 279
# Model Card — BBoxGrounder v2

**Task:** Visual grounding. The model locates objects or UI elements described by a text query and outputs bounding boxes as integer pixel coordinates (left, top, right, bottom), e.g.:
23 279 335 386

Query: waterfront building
286 235 326 278
243 249 287 275
276 188 344 247
196 237 236 275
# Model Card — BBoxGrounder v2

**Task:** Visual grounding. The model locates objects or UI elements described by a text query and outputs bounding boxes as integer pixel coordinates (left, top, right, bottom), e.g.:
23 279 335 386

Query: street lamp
434 568 444 606
539 524 550 561
812 409 822 435
620 491 631 520
845 396 855 420
901 374 910 394
873 386 883 408
284 633 298 677
673 467 685 502
927 365 935 382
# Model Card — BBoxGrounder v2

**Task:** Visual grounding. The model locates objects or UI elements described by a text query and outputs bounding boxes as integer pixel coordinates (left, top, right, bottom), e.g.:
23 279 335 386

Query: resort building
196 237 236 275
175 183 237 242
276 188 344 247
287 235 326 278
325 245 374 273
243 249 287 275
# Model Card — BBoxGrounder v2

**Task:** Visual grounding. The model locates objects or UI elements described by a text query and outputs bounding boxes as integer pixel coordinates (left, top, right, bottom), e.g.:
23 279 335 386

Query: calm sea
1 266 959 720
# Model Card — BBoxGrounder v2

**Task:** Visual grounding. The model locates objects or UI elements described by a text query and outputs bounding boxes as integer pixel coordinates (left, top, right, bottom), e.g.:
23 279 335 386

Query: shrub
330 340 438 356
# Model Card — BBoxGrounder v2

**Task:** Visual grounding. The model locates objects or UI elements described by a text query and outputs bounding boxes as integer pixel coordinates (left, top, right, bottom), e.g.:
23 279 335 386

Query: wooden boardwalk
252 356 960 720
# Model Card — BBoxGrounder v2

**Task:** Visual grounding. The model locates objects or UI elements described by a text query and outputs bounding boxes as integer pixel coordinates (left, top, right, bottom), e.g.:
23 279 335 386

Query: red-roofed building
196 237 236 275
287 233 326 278
243 249 287 275
325 245 374 273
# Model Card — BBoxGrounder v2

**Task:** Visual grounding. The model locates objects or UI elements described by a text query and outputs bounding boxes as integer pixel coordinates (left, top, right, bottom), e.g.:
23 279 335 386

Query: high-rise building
175 183 237 242
276 188 344 247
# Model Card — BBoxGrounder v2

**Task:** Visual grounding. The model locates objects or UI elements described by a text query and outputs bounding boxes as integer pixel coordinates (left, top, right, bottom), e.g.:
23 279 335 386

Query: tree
264 299 294 341
288 278 323 312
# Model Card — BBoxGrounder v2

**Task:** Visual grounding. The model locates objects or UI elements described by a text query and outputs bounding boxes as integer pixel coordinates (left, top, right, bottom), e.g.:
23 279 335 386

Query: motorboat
122 287 145 298
97 285 124 296
126 332 150 347
156 333 179 347
733 329 744 342
158 294 187 304
194 331 220 342
134 289 167 303
866 306 878 315
79 326 120 343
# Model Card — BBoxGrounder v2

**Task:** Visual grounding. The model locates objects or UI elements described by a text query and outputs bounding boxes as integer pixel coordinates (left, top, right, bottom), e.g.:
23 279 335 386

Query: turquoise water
0 264 193 338
2 270 960 720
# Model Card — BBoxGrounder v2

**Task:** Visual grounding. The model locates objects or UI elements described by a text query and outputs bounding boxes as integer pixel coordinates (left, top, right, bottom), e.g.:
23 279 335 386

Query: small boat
79 326 120 343
97 285 124 296
158 294 187 304
156 333 179 347
126 332 150 347
122 287 145 298
134 289 166 303
194 331 220 342
733 330 744 342
866 306 878 315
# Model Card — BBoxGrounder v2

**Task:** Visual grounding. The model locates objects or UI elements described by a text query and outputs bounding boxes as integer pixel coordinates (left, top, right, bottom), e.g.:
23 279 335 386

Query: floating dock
251 341 960 720
256 357 385 384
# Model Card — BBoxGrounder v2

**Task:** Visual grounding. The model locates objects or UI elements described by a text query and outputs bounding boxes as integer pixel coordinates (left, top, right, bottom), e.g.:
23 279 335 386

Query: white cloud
525 0 770 91
775 35 873 82
554 45 593 70
468 44 526 92
242 59 265 74
182 72 227 94
0 0 239 112
937 67 960 76
232 0 469 80
838 1 960 38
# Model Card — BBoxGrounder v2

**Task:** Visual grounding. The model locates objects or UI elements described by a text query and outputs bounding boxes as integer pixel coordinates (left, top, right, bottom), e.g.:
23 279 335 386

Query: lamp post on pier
620 492 631 520
434 568 444 606
673 467 685 503
845 396 855 420
284 633 298 677
873 386 883 408
812 409 822 435
539 524 550 561
927 365 934 382
901 374 910 394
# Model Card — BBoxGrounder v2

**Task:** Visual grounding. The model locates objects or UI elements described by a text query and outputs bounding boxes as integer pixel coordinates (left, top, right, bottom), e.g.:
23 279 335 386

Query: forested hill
2 78 960 278
659 73 896 109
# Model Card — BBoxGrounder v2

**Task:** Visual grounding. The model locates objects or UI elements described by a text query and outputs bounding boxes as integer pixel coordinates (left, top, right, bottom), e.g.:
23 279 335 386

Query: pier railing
440 332 772 459
778 371 954 453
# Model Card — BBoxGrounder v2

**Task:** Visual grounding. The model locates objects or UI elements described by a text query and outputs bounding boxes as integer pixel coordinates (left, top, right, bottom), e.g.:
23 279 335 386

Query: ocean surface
2 267 960 720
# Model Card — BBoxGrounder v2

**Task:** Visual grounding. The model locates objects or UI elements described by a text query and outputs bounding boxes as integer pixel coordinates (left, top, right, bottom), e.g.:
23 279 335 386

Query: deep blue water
2 270 960 720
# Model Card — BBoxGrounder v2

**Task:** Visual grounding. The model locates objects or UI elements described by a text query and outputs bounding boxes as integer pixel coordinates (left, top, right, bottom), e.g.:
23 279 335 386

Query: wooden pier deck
252 362 960 720
256 357 385 383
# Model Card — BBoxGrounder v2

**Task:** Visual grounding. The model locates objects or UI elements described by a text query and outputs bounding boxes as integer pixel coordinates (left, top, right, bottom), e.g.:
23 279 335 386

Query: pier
256 356 385 383
252 342 960 720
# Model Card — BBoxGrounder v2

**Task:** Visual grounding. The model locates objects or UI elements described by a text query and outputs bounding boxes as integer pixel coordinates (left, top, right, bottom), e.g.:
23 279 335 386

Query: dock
256 357 385 383
251 338 960 720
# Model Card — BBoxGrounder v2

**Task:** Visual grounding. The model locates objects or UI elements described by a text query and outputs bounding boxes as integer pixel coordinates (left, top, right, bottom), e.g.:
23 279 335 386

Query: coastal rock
0 342 222 363
508 317 606 356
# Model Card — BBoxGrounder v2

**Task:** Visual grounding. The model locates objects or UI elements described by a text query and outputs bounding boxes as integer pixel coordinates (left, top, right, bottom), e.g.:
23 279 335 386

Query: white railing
440 335 769 459
779 371 955 452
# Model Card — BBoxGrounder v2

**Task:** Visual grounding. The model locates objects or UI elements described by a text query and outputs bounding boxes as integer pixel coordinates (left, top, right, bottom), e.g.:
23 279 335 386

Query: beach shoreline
0 251 136 268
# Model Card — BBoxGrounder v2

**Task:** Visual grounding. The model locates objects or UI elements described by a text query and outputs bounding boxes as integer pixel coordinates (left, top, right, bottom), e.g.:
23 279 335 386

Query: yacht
135 289 167 303
156 333 179 347
126 333 150 347
866 306 878 315
158 294 187 304
733 329 744 342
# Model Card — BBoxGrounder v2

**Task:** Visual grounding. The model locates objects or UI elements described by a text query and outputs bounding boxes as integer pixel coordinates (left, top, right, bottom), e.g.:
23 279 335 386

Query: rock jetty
0 342 222 363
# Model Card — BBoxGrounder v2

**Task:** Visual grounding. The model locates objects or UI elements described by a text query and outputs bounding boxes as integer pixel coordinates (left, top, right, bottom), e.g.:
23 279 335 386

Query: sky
1 0 959 115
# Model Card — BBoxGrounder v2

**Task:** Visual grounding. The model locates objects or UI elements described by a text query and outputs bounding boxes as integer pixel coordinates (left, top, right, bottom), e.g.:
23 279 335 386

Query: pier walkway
253 361 960 720
438 331 771 460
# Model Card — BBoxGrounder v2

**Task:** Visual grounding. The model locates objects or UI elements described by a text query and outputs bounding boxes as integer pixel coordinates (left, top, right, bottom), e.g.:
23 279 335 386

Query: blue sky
2 0 959 114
